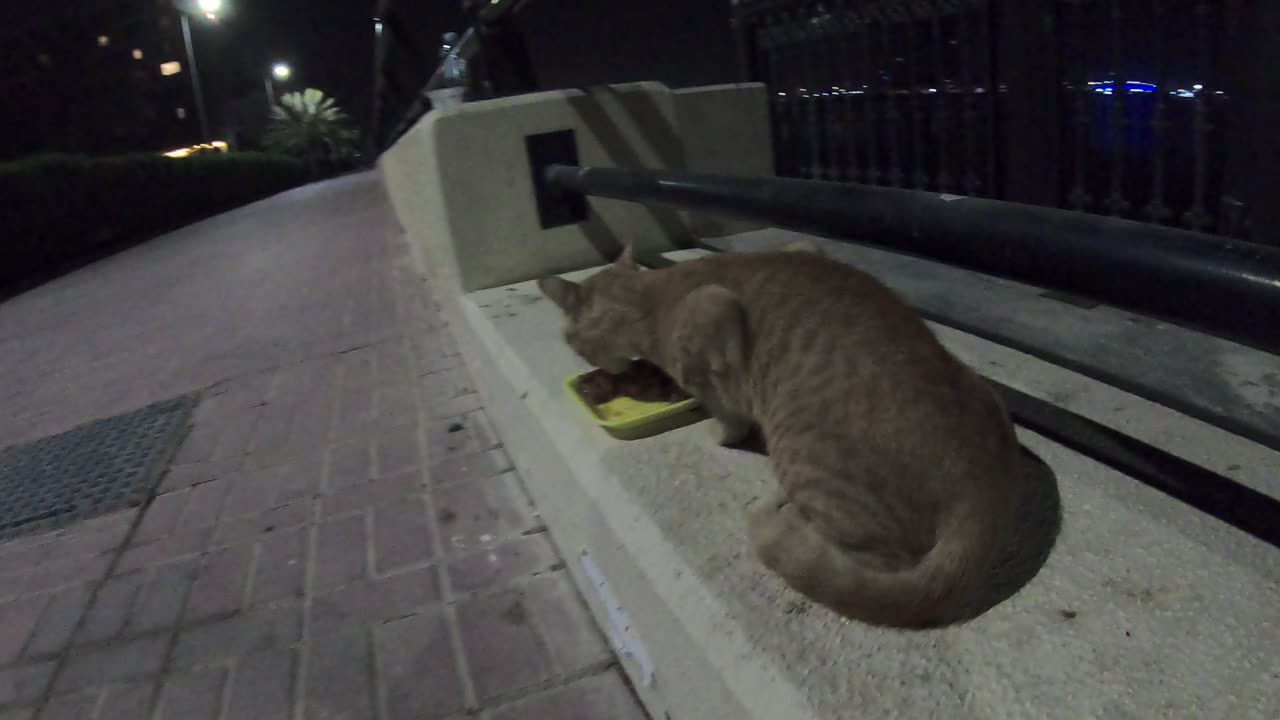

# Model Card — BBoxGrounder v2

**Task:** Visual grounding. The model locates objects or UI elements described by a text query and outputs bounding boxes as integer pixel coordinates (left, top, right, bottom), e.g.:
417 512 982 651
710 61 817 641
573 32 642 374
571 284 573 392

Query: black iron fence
732 0 1280 245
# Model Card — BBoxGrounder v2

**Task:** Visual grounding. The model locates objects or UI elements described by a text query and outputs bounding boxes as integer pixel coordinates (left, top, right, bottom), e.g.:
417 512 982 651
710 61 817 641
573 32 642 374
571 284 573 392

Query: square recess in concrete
0 395 196 541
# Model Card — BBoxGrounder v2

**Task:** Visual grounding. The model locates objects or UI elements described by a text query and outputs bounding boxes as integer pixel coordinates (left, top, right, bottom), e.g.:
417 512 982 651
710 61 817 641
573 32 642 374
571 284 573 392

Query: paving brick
434 472 541 556
176 478 232 530
419 369 475 411
446 535 560 596
371 498 434 574
155 665 227 720
44 511 135 561
74 571 145 645
375 384 418 429
0 661 54 707
336 384 377 429
338 348 378 389
488 671 648 720
116 526 212 573
426 416 486 463
207 405 262 464
427 448 512 487
522 573 612 672
310 566 440 635
184 543 254 621
24 585 93 658
274 458 325 504
0 570 29 605
172 601 302 668
321 471 423 517
133 490 189 544
375 609 465 720
213 499 311 548
94 682 156 720
247 400 297 458
424 391 484 421
374 424 422 478
125 557 200 635
0 595 48 665
0 543 46 578
325 441 373 492
225 648 295 720
455 587 555 702
23 555 111 595
173 424 219 466
288 391 337 447
221 467 285 519
250 526 308 605
35 691 98 720
158 463 224 494
312 514 367 591
303 628 376 720
53 634 167 692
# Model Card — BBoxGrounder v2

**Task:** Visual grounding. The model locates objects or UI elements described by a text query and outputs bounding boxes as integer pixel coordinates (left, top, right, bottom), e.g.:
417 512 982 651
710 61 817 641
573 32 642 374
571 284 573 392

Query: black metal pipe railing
543 164 1280 355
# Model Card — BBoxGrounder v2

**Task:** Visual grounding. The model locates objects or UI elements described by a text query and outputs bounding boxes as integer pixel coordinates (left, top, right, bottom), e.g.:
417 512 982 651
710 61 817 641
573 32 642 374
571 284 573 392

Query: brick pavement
0 173 648 719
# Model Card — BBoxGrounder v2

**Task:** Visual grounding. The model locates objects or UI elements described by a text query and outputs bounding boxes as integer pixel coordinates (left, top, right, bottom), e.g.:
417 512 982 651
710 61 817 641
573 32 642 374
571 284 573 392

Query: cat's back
677 251 944 354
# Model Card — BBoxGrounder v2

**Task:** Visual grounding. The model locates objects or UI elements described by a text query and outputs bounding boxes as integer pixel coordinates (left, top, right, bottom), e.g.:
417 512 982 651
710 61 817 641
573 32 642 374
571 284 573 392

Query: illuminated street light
265 62 293 108
171 0 224 143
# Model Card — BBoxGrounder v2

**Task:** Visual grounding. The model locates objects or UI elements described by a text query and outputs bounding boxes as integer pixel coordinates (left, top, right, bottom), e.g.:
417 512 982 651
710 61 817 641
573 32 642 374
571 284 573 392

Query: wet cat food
573 359 690 405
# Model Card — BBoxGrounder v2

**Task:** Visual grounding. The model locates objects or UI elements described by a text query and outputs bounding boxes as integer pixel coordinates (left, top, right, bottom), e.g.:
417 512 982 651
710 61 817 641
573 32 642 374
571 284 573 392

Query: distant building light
36 53 51 66
160 61 182 76
176 107 187 119
132 48 144 60
1192 83 1204 91
98 35 110 47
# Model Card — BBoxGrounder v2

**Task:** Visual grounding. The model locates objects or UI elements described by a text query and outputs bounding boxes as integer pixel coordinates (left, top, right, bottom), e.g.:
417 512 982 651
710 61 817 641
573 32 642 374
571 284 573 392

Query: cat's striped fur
538 245 1024 628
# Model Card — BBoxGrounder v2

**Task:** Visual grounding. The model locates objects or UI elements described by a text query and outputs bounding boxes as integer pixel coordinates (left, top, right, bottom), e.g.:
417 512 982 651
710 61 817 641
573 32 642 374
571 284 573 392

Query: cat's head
537 246 645 374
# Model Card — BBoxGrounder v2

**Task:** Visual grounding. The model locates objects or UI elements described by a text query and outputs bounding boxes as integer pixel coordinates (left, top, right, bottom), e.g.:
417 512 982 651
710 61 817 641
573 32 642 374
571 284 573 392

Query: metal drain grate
0 395 196 542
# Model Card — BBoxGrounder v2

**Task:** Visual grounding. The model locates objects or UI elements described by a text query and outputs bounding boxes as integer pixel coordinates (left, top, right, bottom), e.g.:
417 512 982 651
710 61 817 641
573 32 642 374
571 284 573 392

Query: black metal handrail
375 0 535 151
543 164 1280 355
383 28 478 149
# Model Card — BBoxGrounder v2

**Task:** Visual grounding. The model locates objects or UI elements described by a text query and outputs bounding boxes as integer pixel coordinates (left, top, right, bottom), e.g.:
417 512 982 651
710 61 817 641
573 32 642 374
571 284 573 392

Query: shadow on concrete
566 86 694 263
727 432 1063 624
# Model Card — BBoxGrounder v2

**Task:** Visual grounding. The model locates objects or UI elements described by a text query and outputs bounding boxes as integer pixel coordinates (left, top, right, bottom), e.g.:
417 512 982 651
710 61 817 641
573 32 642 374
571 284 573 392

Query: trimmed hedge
0 152 306 289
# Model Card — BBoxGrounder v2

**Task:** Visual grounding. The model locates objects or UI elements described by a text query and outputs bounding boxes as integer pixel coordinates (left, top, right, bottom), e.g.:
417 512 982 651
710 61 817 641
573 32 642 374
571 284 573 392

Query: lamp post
265 62 290 108
175 0 222 143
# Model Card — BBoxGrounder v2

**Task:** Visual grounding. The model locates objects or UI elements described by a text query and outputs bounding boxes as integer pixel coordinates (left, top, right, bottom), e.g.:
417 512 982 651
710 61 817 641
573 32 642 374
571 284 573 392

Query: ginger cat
539 245 1024 628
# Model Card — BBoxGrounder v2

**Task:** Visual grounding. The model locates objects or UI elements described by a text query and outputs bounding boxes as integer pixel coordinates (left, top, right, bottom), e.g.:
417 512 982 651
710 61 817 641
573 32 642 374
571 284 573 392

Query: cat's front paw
713 417 752 447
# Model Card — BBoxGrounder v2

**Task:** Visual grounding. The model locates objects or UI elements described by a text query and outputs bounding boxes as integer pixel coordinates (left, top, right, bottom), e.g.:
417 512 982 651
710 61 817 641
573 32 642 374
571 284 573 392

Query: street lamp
265 62 291 108
174 0 222 143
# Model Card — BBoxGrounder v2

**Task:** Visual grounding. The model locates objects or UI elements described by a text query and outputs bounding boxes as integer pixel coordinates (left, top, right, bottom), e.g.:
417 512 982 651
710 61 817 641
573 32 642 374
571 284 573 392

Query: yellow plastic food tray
565 372 704 440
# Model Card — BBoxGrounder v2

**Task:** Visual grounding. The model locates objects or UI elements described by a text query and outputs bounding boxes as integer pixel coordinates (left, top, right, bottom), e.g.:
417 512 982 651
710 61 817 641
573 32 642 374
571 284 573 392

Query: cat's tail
747 496 1000 629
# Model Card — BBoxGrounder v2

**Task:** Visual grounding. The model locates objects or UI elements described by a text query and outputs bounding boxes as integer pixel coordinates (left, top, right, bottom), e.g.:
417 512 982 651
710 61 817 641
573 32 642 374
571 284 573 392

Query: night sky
192 0 405 138
194 0 735 140
2 0 737 153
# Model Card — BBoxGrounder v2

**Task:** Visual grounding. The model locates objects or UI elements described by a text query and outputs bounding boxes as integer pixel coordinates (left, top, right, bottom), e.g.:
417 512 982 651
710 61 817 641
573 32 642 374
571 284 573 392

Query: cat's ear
537 276 582 314
782 239 823 256
614 245 639 271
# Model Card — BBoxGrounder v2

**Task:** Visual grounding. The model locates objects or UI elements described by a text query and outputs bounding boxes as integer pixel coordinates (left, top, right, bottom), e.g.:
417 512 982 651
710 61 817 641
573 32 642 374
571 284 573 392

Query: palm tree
263 89 361 176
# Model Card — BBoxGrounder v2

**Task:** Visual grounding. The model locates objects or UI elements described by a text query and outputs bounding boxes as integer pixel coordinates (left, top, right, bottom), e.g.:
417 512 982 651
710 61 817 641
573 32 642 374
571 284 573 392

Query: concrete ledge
379 79 1280 719
446 251 1280 720
379 82 770 298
